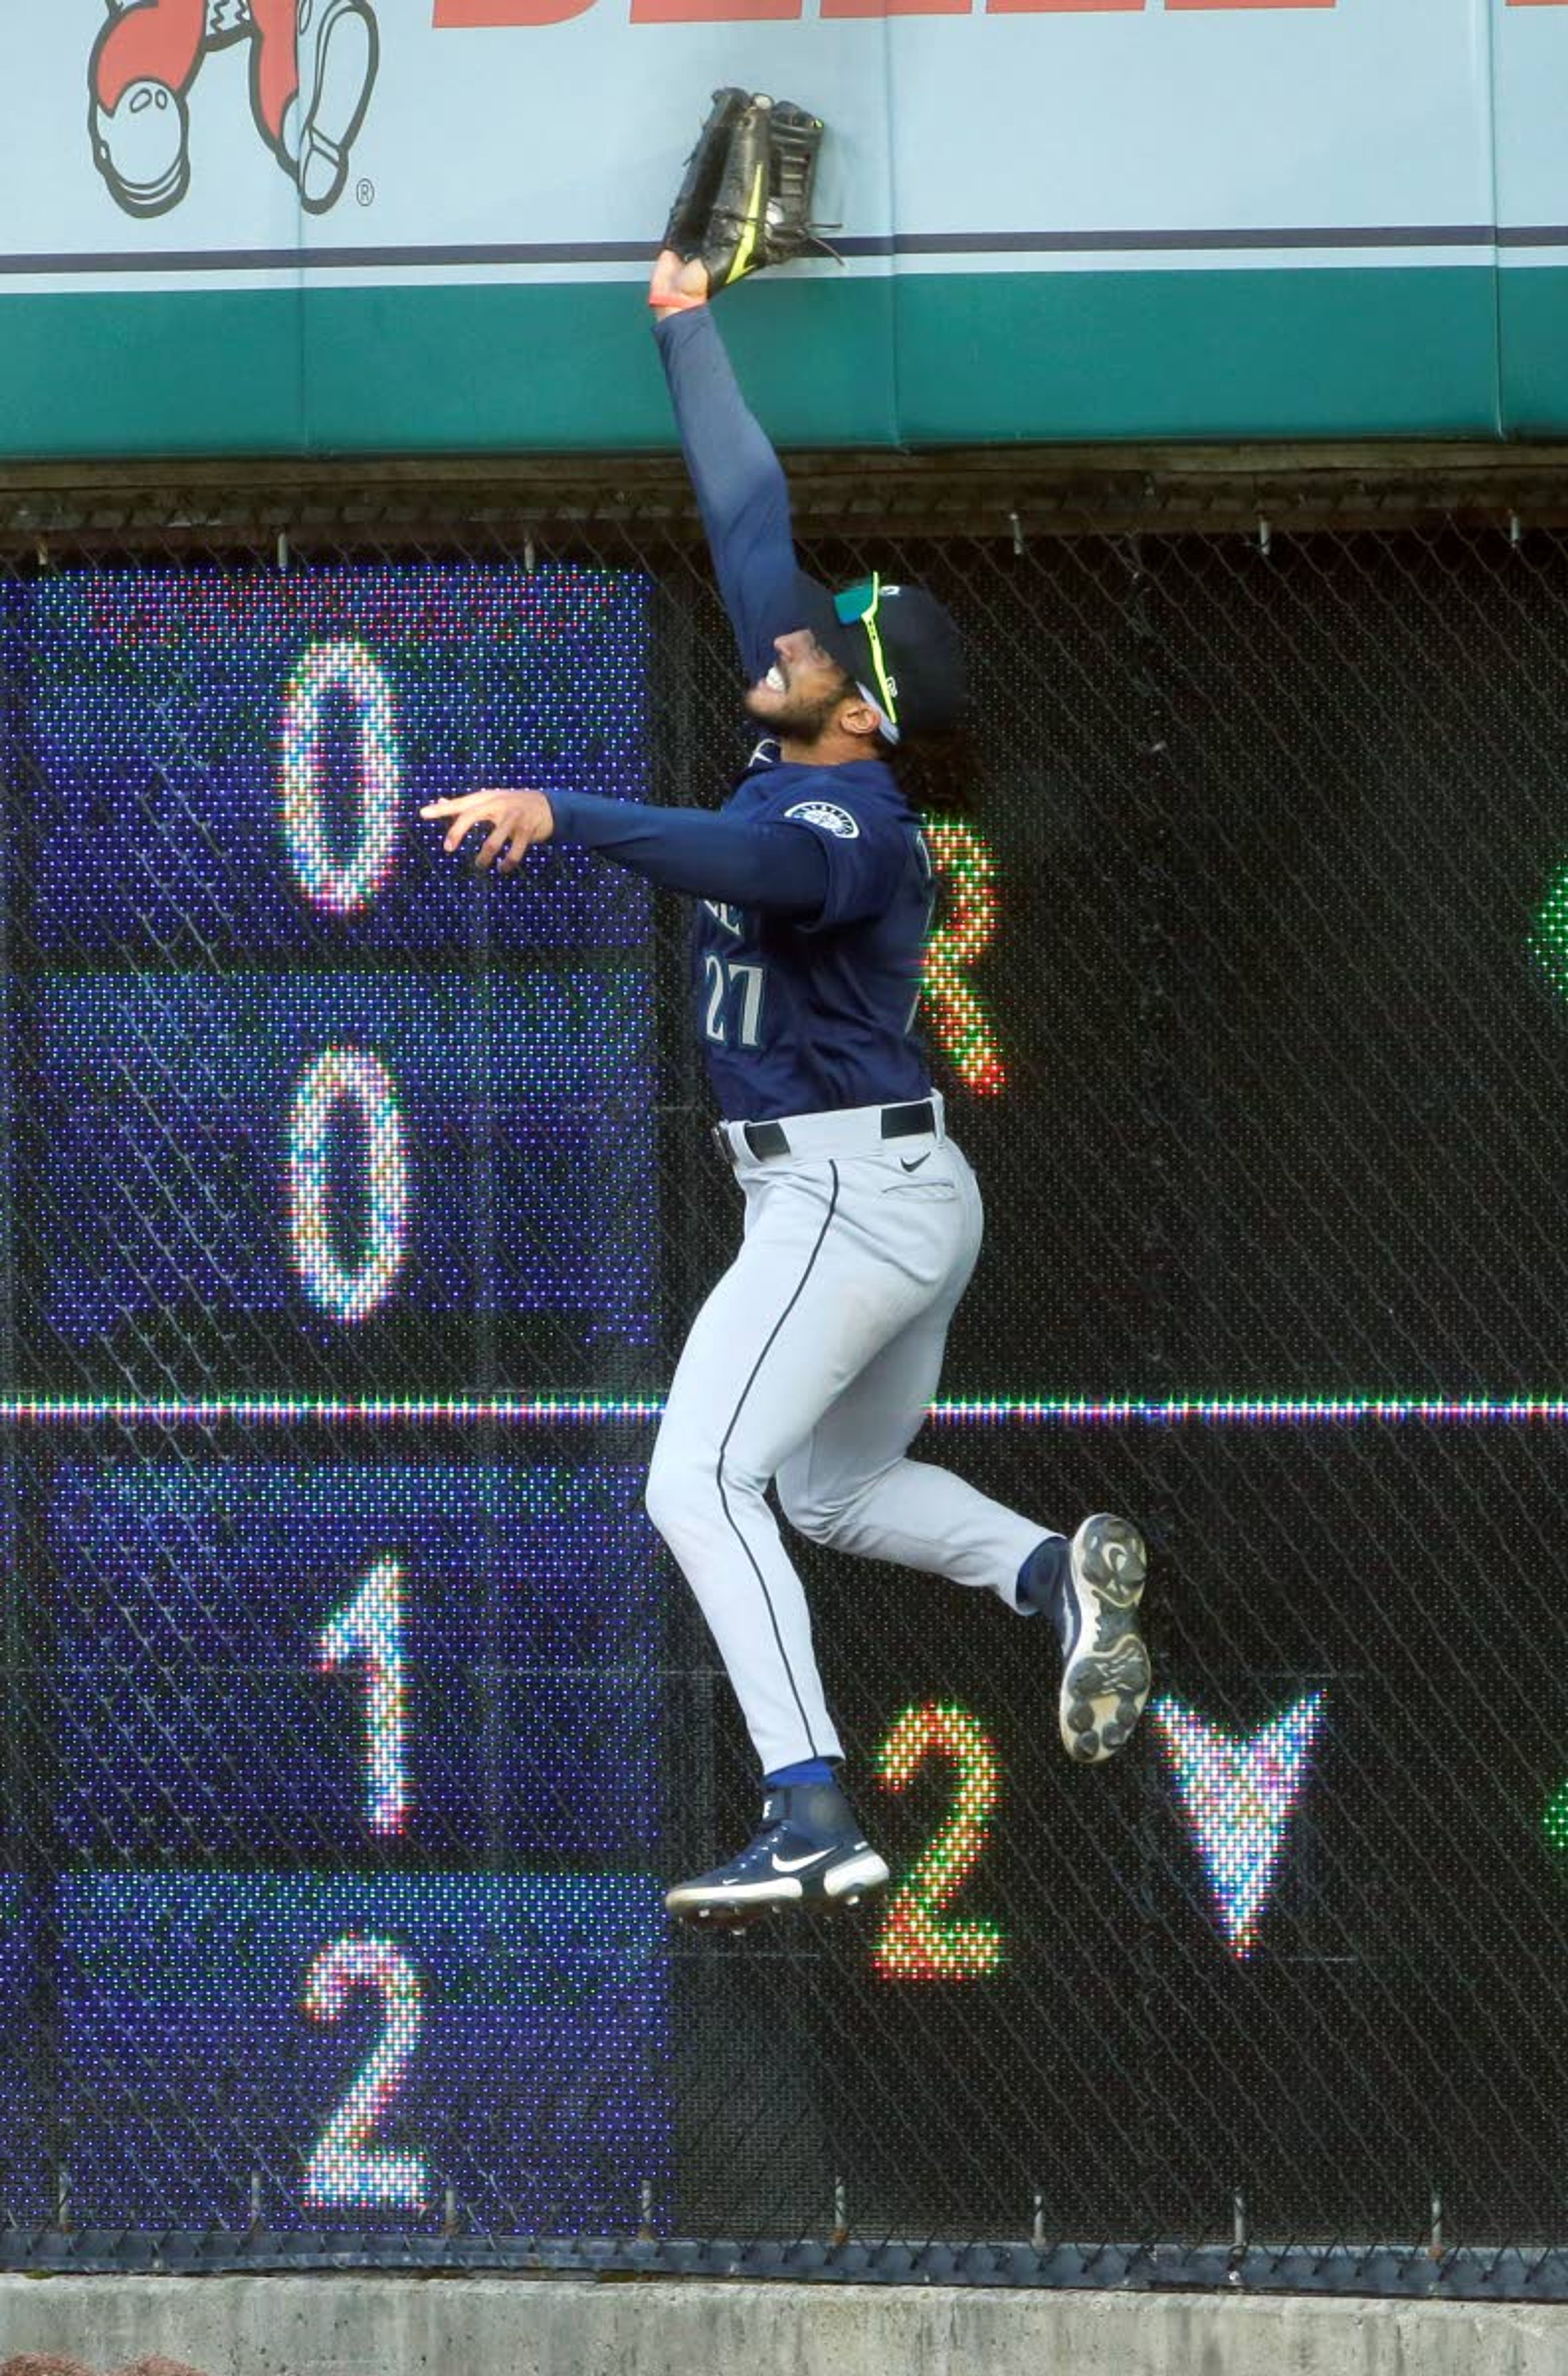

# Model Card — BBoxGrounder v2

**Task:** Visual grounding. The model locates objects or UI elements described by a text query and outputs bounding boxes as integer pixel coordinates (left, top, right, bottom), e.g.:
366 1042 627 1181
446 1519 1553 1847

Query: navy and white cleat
666 1781 891 1928
1059 1513 1151 1763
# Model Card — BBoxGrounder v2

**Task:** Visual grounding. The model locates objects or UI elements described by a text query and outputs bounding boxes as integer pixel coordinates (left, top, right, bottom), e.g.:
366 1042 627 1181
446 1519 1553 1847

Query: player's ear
836 690 884 744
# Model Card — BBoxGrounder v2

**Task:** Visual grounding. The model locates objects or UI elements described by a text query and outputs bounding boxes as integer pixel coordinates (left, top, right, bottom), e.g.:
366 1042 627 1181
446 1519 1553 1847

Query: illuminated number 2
320 1556 408 1835
287 1047 410 1324
281 640 401 918
303 1937 427 2212
873 1702 1003 1981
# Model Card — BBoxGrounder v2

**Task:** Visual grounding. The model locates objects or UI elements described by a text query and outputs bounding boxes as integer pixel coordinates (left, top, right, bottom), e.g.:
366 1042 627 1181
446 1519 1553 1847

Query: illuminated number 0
282 640 401 918
287 1047 410 1324
303 1937 427 2212
874 1703 1003 1981
320 1556 408 1834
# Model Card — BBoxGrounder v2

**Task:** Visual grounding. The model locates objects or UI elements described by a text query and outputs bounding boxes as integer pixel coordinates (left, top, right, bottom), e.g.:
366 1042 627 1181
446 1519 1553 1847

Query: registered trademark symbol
356 178 375 208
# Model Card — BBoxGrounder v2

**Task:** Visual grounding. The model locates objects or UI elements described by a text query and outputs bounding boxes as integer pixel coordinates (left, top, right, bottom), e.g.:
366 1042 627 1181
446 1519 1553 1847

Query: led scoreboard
23 564 659 1386
11 530 1568 2265
2 562 670 2233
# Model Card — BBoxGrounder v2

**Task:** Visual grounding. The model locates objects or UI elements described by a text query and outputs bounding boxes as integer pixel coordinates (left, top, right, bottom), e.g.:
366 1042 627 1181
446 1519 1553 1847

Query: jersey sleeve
772 789 906 932
654 308 804 684
544 787 829 914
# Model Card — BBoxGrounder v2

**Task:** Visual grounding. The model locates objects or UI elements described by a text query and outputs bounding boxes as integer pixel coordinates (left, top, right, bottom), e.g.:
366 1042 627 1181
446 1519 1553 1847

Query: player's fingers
419 799 463 819
442 801 498 854
473 824 514 871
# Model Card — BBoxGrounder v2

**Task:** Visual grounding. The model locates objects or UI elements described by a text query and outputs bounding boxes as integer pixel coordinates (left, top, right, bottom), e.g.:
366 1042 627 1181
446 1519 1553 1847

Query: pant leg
248 0 298 143
92 0 209 109
646 1151 969 1776
775 1141 1055 1605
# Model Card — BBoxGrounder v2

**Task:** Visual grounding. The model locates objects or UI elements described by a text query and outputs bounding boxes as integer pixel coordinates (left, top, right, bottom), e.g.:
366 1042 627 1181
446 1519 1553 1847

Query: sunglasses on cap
832 574 899 733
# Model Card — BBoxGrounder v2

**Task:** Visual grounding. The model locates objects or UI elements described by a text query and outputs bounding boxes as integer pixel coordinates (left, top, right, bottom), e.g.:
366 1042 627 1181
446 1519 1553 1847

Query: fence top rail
2 442 1568 550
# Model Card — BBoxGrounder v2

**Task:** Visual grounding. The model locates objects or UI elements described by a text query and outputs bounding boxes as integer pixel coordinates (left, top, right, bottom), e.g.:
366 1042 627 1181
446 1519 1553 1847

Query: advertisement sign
0 16 1561 613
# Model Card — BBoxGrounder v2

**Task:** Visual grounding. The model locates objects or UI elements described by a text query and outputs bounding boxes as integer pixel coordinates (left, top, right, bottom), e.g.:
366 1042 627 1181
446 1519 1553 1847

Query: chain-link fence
2 463 1568 2294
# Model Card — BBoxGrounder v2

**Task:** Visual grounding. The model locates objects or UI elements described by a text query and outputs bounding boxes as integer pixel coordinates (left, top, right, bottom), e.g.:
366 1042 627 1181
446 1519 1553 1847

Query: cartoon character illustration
89 0 379 220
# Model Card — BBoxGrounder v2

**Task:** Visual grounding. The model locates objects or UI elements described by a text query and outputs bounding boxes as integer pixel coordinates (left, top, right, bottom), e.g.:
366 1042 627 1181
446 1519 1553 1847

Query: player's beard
742 678 847 748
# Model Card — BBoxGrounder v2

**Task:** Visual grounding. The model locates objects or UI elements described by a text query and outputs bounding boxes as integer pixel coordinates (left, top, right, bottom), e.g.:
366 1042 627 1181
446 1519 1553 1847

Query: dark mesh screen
2 503 1567 2287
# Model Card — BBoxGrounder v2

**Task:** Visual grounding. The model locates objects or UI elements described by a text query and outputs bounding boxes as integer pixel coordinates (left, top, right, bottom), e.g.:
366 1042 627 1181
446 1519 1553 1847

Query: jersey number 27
702 955 766 1051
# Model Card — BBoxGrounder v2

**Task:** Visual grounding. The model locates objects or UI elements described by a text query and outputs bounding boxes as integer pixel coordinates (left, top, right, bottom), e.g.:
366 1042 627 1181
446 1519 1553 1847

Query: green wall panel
895 270 1506 446
0 291 306 461
1499 270 1568 440
0 269 1538 460
299 279 900 455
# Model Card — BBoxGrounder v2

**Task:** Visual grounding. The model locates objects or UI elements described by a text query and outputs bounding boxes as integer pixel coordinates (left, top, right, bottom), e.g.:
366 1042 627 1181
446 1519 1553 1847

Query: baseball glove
692 94 835 292
662 86 751 260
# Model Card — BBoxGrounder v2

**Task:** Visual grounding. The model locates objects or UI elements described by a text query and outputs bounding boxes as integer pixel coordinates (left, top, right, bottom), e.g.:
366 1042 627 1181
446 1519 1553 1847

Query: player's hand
649 248 710 313
419 789 555 874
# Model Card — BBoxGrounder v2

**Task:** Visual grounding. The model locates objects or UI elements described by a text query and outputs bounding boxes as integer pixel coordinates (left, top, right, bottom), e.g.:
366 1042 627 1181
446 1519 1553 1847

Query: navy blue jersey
692 758 934 1120
656 307 939 1119
540 307 947 1124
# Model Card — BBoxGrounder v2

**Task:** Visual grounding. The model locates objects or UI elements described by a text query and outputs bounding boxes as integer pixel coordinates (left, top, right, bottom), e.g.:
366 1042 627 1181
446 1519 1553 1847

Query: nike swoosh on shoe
769 1846 834 1874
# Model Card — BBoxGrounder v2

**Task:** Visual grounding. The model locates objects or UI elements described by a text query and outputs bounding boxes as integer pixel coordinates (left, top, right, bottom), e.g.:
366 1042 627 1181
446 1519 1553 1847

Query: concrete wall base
4 2277 1568 2376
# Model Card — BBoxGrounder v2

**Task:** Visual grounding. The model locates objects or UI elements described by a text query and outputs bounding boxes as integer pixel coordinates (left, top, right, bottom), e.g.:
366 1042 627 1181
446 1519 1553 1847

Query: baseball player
423 96 1150 1927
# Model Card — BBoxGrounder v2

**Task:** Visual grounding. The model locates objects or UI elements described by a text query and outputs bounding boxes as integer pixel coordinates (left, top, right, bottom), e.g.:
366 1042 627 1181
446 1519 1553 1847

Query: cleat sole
667 1848 889 1927
1060 1515 1151 1765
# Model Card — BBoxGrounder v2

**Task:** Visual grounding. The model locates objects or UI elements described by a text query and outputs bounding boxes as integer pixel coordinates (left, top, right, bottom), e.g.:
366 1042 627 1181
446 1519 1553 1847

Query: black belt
731 1098 938 1163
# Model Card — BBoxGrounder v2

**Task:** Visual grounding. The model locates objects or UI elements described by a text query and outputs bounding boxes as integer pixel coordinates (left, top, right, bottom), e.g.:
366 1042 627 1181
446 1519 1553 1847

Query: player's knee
645 1432 720 1547
648 1429 768 1549
644 1442 695 1548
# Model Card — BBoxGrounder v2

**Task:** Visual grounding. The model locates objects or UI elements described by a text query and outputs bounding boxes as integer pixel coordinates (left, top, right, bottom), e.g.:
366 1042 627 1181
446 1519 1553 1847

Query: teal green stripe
893 267 1503 442
1499 265 1568 437
0 288 307 459
301 276 898 453
0 267 1548 456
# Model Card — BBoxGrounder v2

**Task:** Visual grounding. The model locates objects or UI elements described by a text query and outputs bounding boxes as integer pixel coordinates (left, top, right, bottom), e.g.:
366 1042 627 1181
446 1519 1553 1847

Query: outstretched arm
651 256 802 684
421 786 828 915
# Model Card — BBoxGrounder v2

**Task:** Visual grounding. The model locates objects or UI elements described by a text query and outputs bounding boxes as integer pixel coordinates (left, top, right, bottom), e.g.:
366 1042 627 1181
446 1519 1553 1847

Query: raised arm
652 265 803 686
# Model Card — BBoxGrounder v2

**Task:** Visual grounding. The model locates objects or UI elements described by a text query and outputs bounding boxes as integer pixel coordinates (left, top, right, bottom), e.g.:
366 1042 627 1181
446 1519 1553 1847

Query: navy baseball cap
795 572 967 740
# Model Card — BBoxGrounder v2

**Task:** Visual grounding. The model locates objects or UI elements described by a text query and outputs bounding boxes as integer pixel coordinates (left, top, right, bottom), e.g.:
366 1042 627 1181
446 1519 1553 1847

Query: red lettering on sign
632 0 799 18
433 0 595 21
987 0 1142 11
435 0 1347 16
823 0 969 17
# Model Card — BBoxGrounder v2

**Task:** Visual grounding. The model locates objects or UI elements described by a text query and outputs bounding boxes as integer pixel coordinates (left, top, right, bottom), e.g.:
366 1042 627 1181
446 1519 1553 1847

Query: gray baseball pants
644 1098 1054 1776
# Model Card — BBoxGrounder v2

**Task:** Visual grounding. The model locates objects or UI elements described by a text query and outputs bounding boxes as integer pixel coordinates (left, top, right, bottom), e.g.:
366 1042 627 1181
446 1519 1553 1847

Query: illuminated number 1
287 1047 410 1324
303 1938 427 2212
320 1556 408 1835
281 640 401 918
873 1702 1003 1981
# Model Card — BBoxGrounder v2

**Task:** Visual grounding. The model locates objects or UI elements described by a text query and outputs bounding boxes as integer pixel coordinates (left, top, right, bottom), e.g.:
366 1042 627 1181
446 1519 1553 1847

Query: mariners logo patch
784 800 860 840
